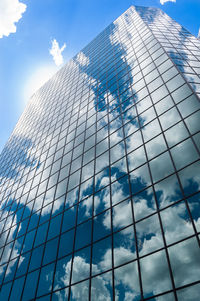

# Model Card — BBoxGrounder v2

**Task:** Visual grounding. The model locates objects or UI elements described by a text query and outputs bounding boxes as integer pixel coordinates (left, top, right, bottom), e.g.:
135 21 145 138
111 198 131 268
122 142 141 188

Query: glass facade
0 5 200 300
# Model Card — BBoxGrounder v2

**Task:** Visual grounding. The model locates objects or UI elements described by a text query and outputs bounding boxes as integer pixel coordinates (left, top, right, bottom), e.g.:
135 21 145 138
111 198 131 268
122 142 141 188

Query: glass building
0 5 200 301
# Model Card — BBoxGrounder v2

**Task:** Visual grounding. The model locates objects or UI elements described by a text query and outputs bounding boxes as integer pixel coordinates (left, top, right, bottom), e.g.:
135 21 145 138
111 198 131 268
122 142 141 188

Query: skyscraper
0 5 200 300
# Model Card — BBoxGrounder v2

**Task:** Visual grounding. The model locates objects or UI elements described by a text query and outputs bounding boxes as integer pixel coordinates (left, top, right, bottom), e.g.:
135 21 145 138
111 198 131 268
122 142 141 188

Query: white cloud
49 39 66 66
0 212 23 276
8 173 200 297
76 52 90 66
0 0 26 38
61 256 111 300
198 28 200 39
160 0 176 5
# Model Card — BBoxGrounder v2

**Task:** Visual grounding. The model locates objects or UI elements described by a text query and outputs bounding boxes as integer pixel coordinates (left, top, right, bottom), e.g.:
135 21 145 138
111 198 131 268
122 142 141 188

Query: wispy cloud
49 39 66 66
198 28 200 39
160 0 176 5
0 0 26 38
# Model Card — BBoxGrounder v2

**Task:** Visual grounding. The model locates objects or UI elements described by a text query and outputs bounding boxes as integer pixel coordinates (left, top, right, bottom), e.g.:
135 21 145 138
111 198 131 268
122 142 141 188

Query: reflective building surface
0 5 200 301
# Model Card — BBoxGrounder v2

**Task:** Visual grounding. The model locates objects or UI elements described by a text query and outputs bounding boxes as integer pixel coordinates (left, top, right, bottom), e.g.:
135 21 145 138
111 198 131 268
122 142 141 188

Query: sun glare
23 64 58 104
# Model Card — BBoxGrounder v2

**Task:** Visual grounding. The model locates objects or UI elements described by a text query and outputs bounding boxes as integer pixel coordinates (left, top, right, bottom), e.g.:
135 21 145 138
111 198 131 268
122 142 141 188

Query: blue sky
0 0 199 153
